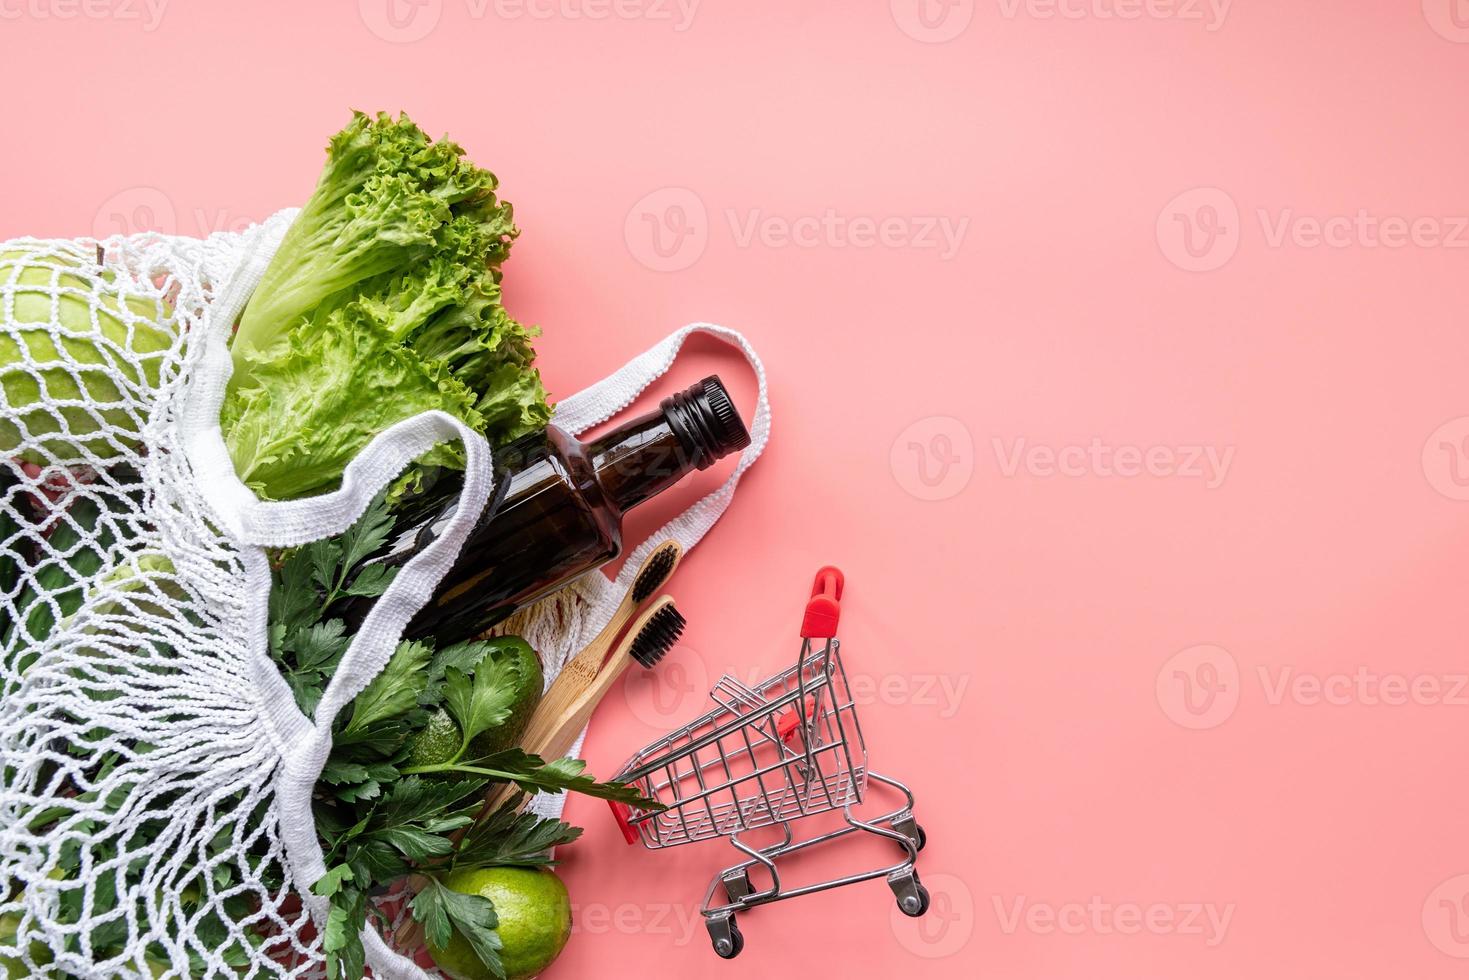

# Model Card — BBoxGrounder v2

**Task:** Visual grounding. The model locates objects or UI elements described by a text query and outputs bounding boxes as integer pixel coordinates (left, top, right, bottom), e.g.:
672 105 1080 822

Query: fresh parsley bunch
268 495 651 980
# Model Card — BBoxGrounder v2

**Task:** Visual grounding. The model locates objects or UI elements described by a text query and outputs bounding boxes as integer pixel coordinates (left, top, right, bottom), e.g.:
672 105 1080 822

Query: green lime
0 248 173 463
427 867 571 980
407 708 463 770
468 637 543 759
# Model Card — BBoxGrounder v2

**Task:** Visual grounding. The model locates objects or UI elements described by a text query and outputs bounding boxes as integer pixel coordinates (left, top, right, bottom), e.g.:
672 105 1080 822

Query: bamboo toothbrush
476 596 686 818
527 595 685 763
520 540 682 748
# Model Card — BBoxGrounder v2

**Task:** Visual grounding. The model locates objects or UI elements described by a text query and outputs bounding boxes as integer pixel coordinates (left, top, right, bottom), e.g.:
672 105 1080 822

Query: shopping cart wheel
889 871 930 917
707 914 744 959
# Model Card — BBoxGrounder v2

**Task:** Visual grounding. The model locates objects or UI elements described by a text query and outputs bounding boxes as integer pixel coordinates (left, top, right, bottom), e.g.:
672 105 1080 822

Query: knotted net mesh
0 233 321 978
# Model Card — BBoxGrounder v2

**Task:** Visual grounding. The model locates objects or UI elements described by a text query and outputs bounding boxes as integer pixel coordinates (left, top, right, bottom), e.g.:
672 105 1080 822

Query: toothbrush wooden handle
515 599 632 753
536 649 637 764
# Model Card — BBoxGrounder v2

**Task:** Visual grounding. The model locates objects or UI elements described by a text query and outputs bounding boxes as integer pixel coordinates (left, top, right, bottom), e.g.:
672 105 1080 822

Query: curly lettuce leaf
232 112 512 363
222 111 549 500
223 302 481 500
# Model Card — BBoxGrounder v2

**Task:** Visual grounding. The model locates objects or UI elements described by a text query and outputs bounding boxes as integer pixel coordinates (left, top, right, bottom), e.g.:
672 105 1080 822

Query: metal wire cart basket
608 567 931 958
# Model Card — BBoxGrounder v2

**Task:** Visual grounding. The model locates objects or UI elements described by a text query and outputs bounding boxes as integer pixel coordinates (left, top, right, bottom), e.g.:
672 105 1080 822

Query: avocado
404 636 544 768
406 706 462 769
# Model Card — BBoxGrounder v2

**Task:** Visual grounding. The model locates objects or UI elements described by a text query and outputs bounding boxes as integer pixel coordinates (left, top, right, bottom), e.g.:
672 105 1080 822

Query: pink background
6 1 1469 977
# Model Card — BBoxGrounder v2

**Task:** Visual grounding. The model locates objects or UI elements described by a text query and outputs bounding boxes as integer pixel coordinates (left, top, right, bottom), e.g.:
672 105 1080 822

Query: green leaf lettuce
224 111 551 501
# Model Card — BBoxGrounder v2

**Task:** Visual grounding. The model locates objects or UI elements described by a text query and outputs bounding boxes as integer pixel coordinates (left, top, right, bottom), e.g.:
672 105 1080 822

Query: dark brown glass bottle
369 376 750 645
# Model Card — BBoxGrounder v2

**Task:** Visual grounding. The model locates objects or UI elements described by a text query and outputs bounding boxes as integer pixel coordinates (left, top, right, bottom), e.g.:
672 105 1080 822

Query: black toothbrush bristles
631 544 679 604
629 603 685 668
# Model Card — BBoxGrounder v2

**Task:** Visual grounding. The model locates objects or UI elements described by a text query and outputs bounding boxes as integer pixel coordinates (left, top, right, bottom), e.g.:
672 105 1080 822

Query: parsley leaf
288 620 351 672
427 640 504 681
334 719 413 755
305 538 341 594
442 659 518 753
411 877 504 980
338 496 396 576
369 825 456 861
379 776 483 828
342 562 396 598
285 670 327 718
350 776 481 865
313 865 367 980
313 863 355 897
269 546 317 634
319 760 370 785
428 749 660 807
418 639 519 717
341 640 432 738
453 797 583 870
342 838 406 885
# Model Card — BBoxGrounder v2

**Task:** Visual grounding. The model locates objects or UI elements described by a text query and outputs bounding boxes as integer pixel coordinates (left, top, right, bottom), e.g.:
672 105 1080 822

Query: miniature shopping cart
608 567 930 958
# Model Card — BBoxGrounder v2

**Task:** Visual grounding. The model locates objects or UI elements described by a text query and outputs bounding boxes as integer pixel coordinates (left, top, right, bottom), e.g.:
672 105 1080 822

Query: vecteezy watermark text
889 418 1235 501
486 0 698 29
726 209 969 260
1257 666 1469 708
92 186 262 240
993 895 1235 945
1159 187 1469 272
0 0 167 30
890 0 1231 43
1257 209 1469 250
992 437 1235 489
846 671 970 720
1158 644 1469 730
624 188 970 271
572 901 704 946
996 0 1231 31
625 652 972 732
358 0 698 43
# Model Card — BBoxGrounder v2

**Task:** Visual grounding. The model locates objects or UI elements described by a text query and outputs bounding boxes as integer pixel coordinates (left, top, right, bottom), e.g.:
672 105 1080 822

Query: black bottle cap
660 376 752 470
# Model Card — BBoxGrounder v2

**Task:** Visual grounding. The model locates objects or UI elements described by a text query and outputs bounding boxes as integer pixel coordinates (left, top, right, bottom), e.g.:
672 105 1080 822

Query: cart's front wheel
890 870 930 917
708 915 744 959
716 925 745 959
903 883 932 917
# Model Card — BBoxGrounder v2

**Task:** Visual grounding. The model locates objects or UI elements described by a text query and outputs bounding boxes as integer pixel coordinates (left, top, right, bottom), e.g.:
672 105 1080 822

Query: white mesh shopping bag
0 211 769 979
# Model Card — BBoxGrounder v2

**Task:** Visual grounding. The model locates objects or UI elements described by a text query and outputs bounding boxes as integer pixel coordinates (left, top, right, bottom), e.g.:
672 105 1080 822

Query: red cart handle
801 565 844 638
607 800 639 845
